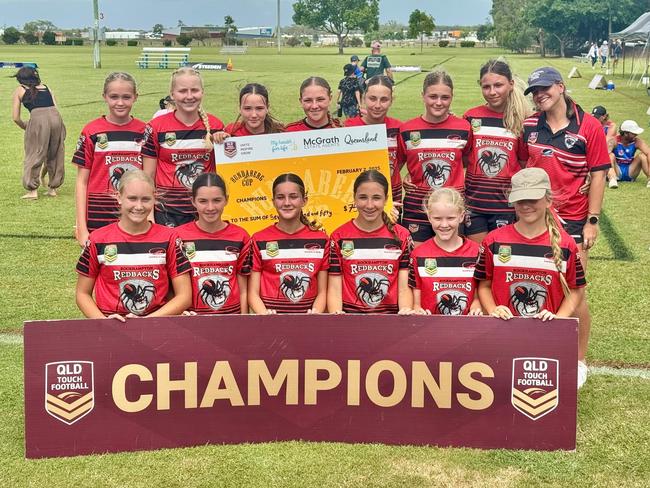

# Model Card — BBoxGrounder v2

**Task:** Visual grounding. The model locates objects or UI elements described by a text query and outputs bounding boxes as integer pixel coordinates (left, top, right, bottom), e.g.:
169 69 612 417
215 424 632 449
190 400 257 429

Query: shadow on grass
592 210 635 262
394 56 456 86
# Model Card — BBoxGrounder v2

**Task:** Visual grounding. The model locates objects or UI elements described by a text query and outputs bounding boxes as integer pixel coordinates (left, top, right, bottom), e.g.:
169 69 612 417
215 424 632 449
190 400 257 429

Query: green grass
0 45 648 484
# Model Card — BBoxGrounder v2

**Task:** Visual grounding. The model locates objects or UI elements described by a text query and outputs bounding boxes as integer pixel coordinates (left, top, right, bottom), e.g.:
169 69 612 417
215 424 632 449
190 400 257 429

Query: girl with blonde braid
142 67 224 227
475 168 585 322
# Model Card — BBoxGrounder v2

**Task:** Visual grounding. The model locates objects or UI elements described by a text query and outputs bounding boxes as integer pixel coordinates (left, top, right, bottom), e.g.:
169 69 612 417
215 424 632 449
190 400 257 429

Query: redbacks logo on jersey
341 240 354 257
511 358 559 421
279 272 311 303
175 160 205 189
471 118 482 132
528 132 538 144
564 133 578 149
164 132 177 147
96 133 108 150
422 159 451 188
477 148 507 177
266 241 279 257
119 280 155 315
198 275 230 310
497 245 511 263
104 244 118 263
224 141 237 158
424 258 437 275
410 131 421 147
509 282 547 317
45 361 94 425
436 290 468 315
183 241 196 260
109 164 137 191
355 273 390 308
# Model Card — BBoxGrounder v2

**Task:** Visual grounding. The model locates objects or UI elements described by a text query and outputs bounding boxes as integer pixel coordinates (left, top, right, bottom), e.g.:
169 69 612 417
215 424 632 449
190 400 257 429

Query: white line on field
0 333 648 379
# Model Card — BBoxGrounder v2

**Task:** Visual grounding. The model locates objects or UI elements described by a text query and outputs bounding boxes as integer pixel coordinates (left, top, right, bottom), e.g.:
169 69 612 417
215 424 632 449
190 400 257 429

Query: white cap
603 40 608 44
620 120 644 135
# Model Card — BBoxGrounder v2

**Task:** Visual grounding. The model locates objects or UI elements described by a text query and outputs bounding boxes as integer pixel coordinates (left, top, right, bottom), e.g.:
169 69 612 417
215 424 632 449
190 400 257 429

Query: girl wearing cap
591 105 617 151
463 59 532 244
475 167 585 322
609 120 650 188
519 66 609 382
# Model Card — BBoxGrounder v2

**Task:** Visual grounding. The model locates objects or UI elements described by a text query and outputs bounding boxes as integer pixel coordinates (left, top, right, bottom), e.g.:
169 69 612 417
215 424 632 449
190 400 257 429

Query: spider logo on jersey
424 258 437 275
104 244 118 263
341 240 354 257
183 241 196 260
355 272 390 308
509 282 547 317
96 133 108 150
410 131 421 147
498 245 511 263
109 164 138 191
477 148 508 177
471 118 482 132
119 279 155 315
164 132 177 147
266 241 279 257
198 275 230 310
175 160 205 189
422 159 452 188
528 132 538 144
436 290 468 315
279 271 310 303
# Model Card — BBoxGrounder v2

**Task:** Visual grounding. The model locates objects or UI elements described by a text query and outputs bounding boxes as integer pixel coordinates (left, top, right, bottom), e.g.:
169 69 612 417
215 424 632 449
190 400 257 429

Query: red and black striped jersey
408 237 479 315
345 115 403 203
224 122 254 137
519 105 609 220
76 222 190 316
176 221 251 314
251 224 329 313
330 220 412 314
284 117 342 132
474 224 585 316
72 116 146 231
142 111 224 219
463 106 522 213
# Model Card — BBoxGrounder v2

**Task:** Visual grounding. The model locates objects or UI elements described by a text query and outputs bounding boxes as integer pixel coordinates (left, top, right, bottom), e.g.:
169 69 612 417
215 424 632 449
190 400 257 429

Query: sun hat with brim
524 67 564 95
620 120 644 135
508 168 552 203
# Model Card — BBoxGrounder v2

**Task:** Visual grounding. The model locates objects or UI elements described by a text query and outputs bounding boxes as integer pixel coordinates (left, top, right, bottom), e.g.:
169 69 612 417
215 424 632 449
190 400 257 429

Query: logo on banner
104 244 118 263
224 141 237 158
96 133 108 150
183 241 196 260
164 132 177 147
498 245 511 263
511 358 559 420
410 131 421 147
424 258 437 275
528 131 538 144
341 240 355 257
45 361 94 425
266 241 279 257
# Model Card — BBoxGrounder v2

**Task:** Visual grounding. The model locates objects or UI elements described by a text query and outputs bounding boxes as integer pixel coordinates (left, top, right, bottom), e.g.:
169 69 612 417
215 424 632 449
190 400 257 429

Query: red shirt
519 105 609 221
284 117 342 132
409 238 479 315
76 223 190 316
71 116 146 231
463 106 522 213
474 224 586 316
142 111 224 219
176 221 251 314
251 224 329 313
329 220 412 314
224 122 254 137
345 115 403 203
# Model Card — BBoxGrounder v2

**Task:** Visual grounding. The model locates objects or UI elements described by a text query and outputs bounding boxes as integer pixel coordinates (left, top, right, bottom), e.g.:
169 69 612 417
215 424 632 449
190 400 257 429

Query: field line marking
0 334 23 345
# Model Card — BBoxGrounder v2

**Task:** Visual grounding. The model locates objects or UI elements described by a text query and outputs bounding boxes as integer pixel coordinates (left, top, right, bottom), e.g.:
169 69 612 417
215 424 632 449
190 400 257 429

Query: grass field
0 44 648 486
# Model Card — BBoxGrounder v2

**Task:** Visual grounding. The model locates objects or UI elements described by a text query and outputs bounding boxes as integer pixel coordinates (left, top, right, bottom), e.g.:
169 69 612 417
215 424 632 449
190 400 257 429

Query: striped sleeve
408 256 418 289
76 240 98 277
237 236 252 276
318 237 331 272
169 235 191 277
251 237 263 273
71 127 93 168
328 237 342 274
141 124 158 158
473 239 493 281
567 241 586 288
399 233 412 269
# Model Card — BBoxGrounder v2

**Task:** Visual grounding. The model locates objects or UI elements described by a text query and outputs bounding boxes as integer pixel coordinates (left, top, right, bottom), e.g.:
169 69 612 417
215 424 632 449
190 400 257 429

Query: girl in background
142 67 224 227
248 173 329 314
328 170 412 314
285 77 342 131
73 72 146 246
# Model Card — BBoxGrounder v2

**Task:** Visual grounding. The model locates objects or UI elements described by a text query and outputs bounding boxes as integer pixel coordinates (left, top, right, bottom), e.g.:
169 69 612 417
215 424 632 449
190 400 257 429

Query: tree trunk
337 33 344 54
420 34 423 53
560 41 565 58
538 28 545 58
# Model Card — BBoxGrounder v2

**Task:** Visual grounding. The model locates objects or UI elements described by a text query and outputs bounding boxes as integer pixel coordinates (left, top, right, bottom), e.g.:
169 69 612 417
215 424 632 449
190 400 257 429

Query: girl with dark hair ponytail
248 173 329 314
285 77 342 132
328 170 413 314
176 172 252 314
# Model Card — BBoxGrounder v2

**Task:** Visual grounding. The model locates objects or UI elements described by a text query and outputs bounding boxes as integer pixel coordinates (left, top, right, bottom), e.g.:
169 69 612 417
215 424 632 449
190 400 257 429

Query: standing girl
76 170 191 321
328 170 412 314
475 168 585 323
221 83 285 137
463 59 531 244
248 173 329 314
345 75 403 204
142 67 225 227
285 77 342 132
12 66 66 199
73 72 146 247
408 188 482 315
176 173 251 314
397 71 473 245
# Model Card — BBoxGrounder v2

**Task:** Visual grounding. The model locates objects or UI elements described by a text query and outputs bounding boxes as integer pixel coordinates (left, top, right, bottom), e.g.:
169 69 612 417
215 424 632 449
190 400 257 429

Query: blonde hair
423 188 466 217
170 67 212 149
118 169 155 195
545 207 571 298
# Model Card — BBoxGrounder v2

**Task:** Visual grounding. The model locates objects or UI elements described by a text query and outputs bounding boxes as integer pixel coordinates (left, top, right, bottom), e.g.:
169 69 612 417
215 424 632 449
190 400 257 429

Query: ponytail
545 209 571 298
381 211 399 242
299 211 322 231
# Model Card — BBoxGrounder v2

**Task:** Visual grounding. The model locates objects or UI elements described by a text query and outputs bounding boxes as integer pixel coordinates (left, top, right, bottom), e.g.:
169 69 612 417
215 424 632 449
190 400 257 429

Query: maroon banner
24 315 577 458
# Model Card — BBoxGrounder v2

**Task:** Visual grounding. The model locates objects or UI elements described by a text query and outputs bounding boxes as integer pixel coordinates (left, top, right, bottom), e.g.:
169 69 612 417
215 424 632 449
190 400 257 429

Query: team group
14 53 646 388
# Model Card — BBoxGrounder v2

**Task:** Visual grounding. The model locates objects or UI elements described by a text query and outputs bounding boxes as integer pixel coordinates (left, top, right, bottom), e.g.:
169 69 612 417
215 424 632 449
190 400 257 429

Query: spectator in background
350 54 365 90
612 39 622 71
588 42 599 70
361 41 393 81
599 40 608 69
608 120 650 189
591 105 617 151
153 95 175 119
337 64 362 119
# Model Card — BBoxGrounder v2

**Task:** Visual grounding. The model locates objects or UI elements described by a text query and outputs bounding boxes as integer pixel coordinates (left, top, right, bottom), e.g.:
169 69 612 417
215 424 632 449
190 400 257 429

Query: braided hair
545 206 571 298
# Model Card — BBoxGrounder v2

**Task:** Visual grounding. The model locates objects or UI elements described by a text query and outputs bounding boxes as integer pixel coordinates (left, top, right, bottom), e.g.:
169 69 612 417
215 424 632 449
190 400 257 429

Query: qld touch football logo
45 361 94 425
511 358 559 421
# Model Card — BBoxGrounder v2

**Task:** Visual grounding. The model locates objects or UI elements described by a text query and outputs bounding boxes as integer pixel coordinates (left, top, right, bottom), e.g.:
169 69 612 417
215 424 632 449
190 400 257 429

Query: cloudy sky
0 0 492 30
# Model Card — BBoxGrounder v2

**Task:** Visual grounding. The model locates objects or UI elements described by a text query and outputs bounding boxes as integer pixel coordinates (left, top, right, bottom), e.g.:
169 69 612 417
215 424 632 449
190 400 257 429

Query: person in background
350 54 365 91
337 63 362 120
608 120 650 189
153 95 175 119
591 105 617 151
361 41 393 81
599 40 608 69
612 39 622 72
588 42 599 70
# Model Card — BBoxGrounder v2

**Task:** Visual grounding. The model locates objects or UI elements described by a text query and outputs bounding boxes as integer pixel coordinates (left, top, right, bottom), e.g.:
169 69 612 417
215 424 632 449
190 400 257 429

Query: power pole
92 0 101 68
277 0 281 54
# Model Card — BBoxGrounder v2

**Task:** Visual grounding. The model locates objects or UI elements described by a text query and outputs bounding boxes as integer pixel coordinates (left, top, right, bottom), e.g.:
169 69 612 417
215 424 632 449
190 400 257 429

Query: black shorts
561 218 586 245
154 208 195 228
464 210 515 236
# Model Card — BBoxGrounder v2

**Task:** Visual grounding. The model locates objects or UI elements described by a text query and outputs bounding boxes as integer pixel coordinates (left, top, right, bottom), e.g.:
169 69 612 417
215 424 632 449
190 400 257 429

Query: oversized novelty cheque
214 126 393 234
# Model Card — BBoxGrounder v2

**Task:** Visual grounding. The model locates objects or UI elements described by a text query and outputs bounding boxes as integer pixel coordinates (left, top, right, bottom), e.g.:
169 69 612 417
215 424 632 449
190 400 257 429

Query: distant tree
23 32 39 44
2 27 21 45
293 0 379 54
191 28 210 46
152 24 164 36
476 22 494 46
224 15 238 45
176 33 192 47
408 9 435 53
177 20 185 27
42 30 56 45
491 0 535 53
286 36 301 47
23 19 57 34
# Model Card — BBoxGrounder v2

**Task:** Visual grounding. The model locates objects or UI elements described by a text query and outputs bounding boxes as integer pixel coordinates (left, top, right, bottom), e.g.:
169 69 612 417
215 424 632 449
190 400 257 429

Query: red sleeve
399 230 412 269
462 128 474 158
237 234 252 276
473 237 494 281
585 117 610 172
168 234 191 278
517 133 529 162
141 123 159 158
71 126 94 168
396 127 407 170
328 234 342 274
408 255 420 289
319 237 331 272
567 240 586 288
251 237 263 273
76 239 99 278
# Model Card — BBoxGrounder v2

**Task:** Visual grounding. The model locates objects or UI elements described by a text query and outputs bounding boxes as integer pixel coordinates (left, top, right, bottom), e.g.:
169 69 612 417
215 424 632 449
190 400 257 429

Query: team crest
104 244 118 263
341 240 355 257
355 273 390 308
424 258 437 275
164 132 177 146
45 361 94 425
279 271 310 303
509 281 547 317
408 223 419 234
96 133 108 150
436 290 468 315
198 275 231 310
527 131 538 144
119 279 155 315
410 131 421 147
224 141 237 158
266 241 279 257
497 245 511 263
511 358 559 421
564 133 578 149
471 118 482 132
183 241 196 260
